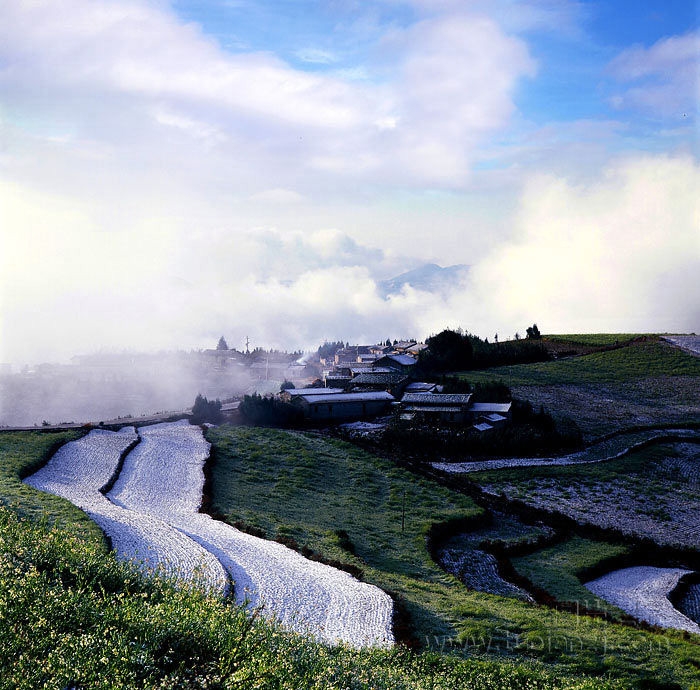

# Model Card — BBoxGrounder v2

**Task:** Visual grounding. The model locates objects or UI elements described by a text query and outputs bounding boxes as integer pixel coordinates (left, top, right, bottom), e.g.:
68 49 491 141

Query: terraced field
26 421 394 648
678 583 700 624
109 422 393 648
469 442 700 550
435 513 551 601
461 340 700 439
24 427 227 592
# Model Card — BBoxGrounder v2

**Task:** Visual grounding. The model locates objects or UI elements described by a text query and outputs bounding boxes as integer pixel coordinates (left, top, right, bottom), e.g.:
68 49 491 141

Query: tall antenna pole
245 336 250 355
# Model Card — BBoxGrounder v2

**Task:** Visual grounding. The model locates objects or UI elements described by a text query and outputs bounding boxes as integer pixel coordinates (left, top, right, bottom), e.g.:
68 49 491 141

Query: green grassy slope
461 341 700 387
0 432 629 690
207 426 700 687
208 426 484 641
0 429 104 544
545 334 649 347
457 340 700 438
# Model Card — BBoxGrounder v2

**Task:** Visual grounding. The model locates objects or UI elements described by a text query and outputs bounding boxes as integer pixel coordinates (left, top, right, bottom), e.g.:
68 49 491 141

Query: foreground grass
1 509 637 690
0 429 103 544
208 426 700 687
460 341 700 388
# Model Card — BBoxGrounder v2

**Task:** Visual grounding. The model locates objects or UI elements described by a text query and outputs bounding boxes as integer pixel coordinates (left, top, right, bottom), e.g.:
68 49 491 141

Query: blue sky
0 0 698 363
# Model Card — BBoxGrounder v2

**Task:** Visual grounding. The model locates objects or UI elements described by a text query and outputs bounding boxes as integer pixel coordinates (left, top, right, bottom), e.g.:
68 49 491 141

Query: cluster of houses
280 340 511 433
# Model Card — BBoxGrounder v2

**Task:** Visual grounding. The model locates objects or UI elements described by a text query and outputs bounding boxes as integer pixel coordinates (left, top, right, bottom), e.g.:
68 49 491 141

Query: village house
373 353 418 375
468 402 512 430
399 392 473 424
279 387 345 403
397 393 512 429
290 391 395 420
348 371 410 398
392 340 417 353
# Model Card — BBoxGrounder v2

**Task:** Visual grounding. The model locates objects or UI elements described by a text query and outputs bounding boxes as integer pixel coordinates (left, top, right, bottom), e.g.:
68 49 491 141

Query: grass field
208 425 485 641
545 334 650 348
463 341 700 387
458 341 700 438
207 425 700 687
510 537 632 618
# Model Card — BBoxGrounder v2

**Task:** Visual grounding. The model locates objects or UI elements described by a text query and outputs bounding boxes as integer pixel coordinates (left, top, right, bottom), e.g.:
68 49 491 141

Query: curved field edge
0 429 104 544
0 507 631 690
107 421 393 647
206 425 700 686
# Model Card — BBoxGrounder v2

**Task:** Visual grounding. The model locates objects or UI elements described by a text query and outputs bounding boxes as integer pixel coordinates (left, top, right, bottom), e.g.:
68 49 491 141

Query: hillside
460 337 700 438
1 333 700 688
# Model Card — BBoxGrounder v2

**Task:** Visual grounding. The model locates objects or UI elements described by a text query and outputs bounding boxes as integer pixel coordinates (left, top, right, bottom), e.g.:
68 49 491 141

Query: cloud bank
0 0 698 366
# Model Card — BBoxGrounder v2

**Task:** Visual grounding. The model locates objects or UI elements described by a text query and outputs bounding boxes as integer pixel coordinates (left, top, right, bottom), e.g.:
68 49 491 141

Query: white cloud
0 0 534 190
1 1 696 366
607 31 700 119
248 188 305 204
469 154 700 334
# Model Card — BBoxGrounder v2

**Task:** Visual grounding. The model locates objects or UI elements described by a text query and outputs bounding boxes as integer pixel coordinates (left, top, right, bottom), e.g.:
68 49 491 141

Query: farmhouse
279 387 345 403
291 391 395 420
399 392 473 424
469 402 512 422
374 354 418 375
349 371 409 397
398 394 513 427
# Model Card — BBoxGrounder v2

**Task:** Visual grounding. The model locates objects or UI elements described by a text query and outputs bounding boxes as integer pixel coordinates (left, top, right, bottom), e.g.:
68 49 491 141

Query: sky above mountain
1 0 698 363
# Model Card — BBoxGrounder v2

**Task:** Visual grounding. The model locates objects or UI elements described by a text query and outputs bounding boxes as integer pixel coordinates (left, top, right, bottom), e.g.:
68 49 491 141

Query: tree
239 393 303 427
419 329 474 373
526 324 542 340
216 336 229 351
191 394 223 424
280 380 295 392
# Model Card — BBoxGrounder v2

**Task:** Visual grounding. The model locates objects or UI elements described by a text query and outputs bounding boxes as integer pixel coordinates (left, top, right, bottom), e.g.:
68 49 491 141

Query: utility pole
401 490 406 533
245 336 250 355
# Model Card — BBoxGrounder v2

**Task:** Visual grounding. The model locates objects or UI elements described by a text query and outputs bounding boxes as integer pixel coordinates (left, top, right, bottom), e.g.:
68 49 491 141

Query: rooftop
401 392 472 405
299 391 395 405
470 402 512 413
403 405 465 413
351 372 408 385
285 388 345 397
378 354 417 366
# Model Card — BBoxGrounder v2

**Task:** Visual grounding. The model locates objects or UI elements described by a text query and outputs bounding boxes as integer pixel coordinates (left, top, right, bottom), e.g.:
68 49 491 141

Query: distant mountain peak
379 263 470 297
